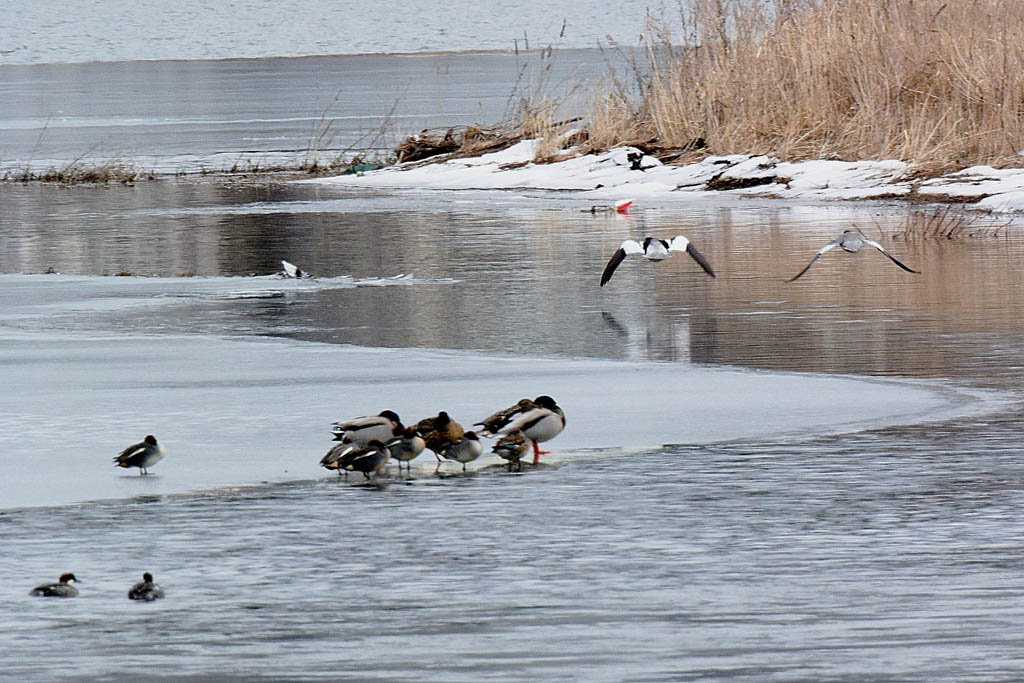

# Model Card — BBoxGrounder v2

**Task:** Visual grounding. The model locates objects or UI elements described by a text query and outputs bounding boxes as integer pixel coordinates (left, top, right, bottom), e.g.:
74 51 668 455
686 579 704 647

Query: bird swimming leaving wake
281 260 305 278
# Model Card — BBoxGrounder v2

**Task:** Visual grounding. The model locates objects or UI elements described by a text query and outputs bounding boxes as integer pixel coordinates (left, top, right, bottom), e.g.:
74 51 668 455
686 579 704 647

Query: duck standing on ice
114 435 165 475
384 427 426 473
414 411 466 461
492 429 533 471
437 431 483 472
477 395 565 464
331 410 403 445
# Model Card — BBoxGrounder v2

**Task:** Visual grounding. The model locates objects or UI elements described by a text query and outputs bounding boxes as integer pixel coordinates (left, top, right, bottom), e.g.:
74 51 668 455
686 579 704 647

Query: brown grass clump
888 206 1009 240
393 126 526 164
565 0 1024 169
5 158 153 184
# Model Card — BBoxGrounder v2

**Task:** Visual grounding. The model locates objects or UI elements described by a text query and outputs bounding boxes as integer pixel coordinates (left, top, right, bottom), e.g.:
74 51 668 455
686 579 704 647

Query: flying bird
787 230 919 282
600 236 716 286
113 435 165 475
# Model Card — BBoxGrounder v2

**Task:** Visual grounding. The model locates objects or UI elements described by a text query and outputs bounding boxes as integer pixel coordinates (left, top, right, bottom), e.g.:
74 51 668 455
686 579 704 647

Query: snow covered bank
308 141 1024 213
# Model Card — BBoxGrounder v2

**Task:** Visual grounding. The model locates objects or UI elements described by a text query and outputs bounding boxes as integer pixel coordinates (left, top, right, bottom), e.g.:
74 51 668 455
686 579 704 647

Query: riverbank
309 140 1024 214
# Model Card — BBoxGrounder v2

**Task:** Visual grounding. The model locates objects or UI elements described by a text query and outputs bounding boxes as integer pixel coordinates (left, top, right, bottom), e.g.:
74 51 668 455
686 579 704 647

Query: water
2 0 653 64
5 16 1024 680
3 177 1024 679
0 50 620 175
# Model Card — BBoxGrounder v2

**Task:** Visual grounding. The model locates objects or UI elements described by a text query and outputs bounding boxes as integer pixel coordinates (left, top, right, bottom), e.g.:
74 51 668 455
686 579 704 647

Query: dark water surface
3 173 1024 679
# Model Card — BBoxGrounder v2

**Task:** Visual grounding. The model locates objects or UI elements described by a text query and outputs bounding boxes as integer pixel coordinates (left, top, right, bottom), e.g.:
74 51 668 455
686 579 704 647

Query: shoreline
306 141 1024 214
10 141 1024 216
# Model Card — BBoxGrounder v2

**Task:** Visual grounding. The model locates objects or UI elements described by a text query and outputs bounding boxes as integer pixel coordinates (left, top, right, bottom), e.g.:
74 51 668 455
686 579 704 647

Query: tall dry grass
574 0 1024 170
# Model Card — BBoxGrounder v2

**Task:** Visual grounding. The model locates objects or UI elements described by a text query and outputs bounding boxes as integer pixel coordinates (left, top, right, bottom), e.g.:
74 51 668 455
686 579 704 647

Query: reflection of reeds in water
888 206 1009 241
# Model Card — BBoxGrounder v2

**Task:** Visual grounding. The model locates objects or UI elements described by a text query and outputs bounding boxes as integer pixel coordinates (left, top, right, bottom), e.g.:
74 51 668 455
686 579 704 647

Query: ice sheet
0 319 996 509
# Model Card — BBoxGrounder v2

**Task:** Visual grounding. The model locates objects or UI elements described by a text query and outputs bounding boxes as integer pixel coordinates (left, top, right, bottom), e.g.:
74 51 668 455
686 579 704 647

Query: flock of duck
320 394 566 478
30 572 164 601
31 396 565 599
104 394 568 483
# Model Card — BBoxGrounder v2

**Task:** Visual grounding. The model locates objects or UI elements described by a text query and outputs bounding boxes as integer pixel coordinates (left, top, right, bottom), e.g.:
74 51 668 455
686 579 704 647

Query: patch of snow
307 142 1024 211
977 190 1024 213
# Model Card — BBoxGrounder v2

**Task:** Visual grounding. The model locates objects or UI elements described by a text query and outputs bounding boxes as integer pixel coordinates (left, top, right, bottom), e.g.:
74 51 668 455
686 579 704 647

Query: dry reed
561 0 1024 170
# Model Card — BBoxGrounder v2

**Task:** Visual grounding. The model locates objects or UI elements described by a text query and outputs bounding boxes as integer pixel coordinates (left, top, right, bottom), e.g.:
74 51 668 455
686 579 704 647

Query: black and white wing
600 240 644 286
862 238 920 274
668 236 716 277
786 239 842 282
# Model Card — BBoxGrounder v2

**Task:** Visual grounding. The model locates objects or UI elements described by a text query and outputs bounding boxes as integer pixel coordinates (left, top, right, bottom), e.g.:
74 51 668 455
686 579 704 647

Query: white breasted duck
128 572 165 601
331 410 403 445
113 435 165 475
492 429 533 472
787 230 920 282
600 235 716 286
384 427 426 472
495 395 565 464
30 573 80 598
437 431 483 472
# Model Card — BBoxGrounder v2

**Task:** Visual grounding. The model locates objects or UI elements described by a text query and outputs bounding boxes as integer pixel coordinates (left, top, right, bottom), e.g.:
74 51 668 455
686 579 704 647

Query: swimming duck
584 198 634 214
128 572 165 601
113 435 165 475
787 230 920 282
30 573 80 598
384 427 426 472
437 431 483 471
492 429 533 471
600 235 715 286
339 440 391 479
494 395 565 464
414 411 465 459
281 260 305 278
331 410 403 445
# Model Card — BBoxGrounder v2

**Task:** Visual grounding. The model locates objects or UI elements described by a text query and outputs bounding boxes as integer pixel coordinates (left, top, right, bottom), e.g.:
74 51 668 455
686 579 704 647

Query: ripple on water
5 419 1024 680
